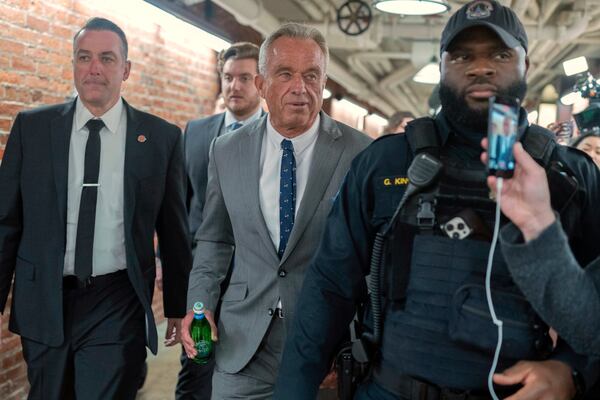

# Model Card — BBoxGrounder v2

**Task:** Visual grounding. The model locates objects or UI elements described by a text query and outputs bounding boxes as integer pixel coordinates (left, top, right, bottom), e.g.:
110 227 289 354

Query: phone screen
487 96 519 178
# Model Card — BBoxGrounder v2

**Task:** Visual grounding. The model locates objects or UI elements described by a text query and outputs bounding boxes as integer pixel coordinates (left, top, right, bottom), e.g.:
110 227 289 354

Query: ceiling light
413 58 440 84
563 56 588 77
323 88 332 99
527 110 538 124
339 99 368 117
373 0 450 16
538 103 557 128
560 91 583 106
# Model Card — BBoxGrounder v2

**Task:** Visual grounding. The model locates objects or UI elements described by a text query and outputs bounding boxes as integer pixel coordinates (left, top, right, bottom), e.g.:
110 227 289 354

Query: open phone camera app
487 96 519 178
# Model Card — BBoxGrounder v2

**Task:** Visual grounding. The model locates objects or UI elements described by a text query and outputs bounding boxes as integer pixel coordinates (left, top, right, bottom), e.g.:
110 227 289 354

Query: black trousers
175 347 214 400
21 271 146 400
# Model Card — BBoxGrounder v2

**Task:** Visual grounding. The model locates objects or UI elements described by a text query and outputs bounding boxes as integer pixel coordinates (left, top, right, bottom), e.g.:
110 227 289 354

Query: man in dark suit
176 41 263 400
0 17 191 400
181 23 372 398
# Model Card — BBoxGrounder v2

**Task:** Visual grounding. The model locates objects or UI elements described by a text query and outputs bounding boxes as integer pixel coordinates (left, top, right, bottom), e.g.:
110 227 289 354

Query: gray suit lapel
280 113 343 264
50 101 76 229
239 116 280 263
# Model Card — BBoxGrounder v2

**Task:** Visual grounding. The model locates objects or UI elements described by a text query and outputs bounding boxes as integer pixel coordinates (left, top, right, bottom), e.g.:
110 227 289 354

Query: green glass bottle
191 302 213 365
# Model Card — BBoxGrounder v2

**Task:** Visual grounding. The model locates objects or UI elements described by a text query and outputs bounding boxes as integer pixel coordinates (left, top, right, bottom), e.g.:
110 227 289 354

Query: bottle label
196 340 212 358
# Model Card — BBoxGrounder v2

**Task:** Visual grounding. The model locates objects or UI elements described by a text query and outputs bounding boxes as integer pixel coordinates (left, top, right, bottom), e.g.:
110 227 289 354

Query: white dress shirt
259 115 320 257
223 106 263 134
63 97 127 276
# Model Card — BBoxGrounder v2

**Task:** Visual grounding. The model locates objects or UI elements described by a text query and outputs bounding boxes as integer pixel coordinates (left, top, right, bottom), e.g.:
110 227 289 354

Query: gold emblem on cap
137 134 147 143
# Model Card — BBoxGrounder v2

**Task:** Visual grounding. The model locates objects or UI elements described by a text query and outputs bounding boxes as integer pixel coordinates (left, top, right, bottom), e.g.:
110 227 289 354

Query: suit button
268 308 274 316
279 270 287 277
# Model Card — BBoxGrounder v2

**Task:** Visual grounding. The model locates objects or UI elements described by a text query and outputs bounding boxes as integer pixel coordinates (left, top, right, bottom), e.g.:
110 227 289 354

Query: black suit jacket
0 99 191 354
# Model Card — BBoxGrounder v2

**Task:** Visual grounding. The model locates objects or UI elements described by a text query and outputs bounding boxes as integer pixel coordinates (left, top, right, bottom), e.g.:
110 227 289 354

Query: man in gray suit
181 23 372 398
175 42 263 400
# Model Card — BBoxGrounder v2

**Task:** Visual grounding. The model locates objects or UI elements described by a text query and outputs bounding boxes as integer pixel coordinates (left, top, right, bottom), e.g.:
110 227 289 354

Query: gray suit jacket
184 113 225 240
187 112 372 373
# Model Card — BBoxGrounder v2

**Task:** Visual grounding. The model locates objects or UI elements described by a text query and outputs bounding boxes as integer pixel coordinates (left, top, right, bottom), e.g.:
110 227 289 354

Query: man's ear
123 60 131 81
255 74 265 98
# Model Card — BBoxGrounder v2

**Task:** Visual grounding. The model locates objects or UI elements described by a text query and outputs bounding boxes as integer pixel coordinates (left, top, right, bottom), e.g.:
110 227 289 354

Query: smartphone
487 96 519 178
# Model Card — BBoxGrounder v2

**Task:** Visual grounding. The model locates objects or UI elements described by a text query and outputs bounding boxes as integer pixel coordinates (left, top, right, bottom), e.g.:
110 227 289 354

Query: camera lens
446 223 454 232
457 223 465 230
452 232 459 239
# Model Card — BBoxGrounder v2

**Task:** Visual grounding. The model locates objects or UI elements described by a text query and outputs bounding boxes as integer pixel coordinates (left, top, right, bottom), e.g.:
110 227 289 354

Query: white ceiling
202 0 600 116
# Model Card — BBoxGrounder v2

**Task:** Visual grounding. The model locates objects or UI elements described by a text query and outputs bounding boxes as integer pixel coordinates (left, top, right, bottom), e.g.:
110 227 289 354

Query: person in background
481 139 600 360
177 41 264 400
571 133 600 168
0 17 191 399
181 23 371 399
382 110 414 134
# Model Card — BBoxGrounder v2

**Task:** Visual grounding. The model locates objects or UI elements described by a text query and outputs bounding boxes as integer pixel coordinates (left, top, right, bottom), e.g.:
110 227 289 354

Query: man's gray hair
258 23 329 75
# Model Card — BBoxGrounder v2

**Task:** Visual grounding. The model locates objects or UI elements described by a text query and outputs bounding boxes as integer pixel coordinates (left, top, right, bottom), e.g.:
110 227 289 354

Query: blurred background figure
213 94 226 115
571 133 600 168
547 120 574 145
382 110 414 134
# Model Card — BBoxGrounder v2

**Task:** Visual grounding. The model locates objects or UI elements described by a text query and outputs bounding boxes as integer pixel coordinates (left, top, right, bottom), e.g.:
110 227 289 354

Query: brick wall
0 1 219 398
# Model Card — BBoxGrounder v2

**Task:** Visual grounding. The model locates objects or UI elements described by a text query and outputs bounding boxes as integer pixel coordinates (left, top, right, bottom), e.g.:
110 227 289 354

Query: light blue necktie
278 139 296 259
227 121 242 132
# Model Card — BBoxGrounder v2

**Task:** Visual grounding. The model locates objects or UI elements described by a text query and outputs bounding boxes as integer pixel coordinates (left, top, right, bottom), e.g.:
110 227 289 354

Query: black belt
372 365 492 400
63 269 127 290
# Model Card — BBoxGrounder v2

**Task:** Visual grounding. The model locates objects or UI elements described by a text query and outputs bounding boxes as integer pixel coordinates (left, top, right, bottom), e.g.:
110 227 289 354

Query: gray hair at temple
258 22 329 76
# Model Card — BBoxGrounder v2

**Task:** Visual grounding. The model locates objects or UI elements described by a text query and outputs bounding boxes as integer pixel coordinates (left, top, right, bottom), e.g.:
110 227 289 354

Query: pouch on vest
449 283 552 360
401 235 551 362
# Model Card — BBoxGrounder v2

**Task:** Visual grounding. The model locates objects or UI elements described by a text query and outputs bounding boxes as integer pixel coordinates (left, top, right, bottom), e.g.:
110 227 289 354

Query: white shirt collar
266 114 320 155
224 106 263 129
74 97 124 134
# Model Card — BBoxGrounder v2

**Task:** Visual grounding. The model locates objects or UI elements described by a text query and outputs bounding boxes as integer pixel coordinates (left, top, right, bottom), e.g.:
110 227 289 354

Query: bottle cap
193 302 205 314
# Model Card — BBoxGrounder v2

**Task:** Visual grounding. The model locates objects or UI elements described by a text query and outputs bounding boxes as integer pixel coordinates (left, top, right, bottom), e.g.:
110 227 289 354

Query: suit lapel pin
137 134 147 143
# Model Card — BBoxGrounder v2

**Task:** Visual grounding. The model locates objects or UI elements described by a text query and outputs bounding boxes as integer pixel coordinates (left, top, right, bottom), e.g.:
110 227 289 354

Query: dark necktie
227 121 242 132
74 119 104 282
278 139 296 259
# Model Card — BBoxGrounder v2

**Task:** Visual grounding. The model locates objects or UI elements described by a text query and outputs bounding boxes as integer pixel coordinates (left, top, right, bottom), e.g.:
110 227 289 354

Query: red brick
40 35 62 50
11 57 36 73
4 363 26 381
0 39 25 56
37 62 62 78
26 15 50 33
22 75 49 91
0 119 12 132
24 47 48 60
0 4 26 26
11 25 45 45
50 24 73 40
5 86 31 104
0 71 22 85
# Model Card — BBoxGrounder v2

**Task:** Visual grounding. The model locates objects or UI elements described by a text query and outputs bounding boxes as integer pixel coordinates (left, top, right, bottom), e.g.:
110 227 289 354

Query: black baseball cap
440 0 528 55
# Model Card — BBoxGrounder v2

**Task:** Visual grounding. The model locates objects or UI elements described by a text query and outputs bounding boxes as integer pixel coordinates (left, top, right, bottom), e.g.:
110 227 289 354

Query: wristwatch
572 369 585 400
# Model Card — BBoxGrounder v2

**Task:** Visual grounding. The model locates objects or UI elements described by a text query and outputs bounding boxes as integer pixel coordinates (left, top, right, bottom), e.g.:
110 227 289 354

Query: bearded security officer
273 1 600 399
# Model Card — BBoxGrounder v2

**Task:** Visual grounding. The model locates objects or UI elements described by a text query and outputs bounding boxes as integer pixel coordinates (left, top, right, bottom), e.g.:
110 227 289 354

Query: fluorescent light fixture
373 0 450 15
97 0 231 51
563 56 588 77
367 113 388 126
413 60 440 84
538 103 557 128
339 99 368 117
527 110 538 124
323 88 332 99
560 91 583 106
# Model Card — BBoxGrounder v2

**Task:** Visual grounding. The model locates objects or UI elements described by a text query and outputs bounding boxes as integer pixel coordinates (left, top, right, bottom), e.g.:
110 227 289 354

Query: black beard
439 79 527 133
